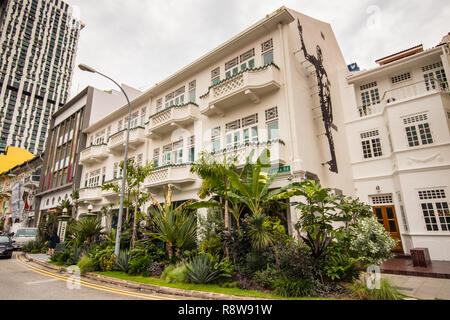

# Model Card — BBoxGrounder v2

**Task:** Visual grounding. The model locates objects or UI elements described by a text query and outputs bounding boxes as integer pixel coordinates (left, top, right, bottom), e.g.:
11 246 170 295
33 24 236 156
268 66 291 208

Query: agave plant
185 253 222 284
115 250 132 273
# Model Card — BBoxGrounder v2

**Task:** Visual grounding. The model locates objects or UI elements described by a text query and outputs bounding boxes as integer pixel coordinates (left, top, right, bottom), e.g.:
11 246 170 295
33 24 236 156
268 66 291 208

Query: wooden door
373 206 403 251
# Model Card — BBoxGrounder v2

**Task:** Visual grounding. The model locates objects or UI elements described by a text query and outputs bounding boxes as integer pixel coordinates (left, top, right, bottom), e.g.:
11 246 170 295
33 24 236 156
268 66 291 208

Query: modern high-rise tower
0 0 83 155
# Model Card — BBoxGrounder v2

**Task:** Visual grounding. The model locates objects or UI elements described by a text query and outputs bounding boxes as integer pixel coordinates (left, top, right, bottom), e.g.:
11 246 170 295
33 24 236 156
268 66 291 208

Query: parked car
0 236 14 259
12 228 38 250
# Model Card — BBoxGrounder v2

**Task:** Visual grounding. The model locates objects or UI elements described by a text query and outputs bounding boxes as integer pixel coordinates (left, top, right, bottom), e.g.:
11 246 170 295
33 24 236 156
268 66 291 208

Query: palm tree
57 199 72 215
146 185 197 259
190 151 236 232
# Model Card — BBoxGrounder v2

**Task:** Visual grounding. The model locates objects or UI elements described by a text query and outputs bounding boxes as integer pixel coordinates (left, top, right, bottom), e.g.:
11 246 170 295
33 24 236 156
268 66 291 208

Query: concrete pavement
382 273 450 300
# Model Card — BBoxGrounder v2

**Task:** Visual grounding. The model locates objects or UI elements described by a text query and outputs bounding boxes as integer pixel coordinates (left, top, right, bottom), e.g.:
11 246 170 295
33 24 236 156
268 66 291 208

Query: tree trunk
225 198 230 232
167 242 173 260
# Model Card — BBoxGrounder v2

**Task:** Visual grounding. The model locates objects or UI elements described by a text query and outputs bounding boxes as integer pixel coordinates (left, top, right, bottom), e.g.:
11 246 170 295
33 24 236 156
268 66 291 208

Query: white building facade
343 40 450 260
76 7 355 235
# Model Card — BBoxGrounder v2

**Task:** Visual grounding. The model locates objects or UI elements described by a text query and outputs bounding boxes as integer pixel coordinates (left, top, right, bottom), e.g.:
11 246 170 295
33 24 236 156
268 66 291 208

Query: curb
23 253 260 300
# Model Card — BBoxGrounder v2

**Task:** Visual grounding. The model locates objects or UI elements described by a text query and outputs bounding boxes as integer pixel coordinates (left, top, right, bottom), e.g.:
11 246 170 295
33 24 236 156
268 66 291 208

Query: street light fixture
78 63 132 257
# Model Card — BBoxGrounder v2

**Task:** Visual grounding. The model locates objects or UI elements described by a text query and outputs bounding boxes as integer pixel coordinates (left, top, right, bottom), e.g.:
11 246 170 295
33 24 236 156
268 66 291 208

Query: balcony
144 164 196 190
146 103 200 139
213 139 288 168
108 126 146 153
79 144 108 165
79 187 103 202
23 175 40 188
358 79 449 118
101 179 121 200
200 63 281 117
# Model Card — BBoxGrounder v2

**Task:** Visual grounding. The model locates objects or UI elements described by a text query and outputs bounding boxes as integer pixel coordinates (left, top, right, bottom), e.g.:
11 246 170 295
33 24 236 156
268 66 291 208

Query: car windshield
15 229 38 237
0 236 10 244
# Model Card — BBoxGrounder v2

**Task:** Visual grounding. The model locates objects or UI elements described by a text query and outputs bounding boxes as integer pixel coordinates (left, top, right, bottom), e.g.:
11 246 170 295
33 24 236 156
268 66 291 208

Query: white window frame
418 188 450 232
360 130 383 159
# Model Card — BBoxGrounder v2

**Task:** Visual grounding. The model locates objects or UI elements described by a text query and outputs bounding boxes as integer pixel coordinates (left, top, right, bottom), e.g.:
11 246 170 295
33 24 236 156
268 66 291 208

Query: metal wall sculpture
297 19 338 173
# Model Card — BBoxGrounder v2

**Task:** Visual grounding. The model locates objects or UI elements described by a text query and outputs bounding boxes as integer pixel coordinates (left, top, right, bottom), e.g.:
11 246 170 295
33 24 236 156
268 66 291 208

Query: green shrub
77 255 96 274
200 235 222 256
351 279 405 300
273 276 317 297
22 240 42 253
68 247 85 265
322 253 361 282
128 255 151 276
219 281 240 289
161 264 188 283
93 247 116 272
115 250 131 273
350 217 397 266
253 266 280 289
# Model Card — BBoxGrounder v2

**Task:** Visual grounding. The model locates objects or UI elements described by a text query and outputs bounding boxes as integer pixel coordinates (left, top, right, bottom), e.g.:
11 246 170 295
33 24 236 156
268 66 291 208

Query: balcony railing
147 103 200 138
200 63 281 116
358 79 449 118
108 126 146 153
79 187 103 202
101 179 121 199
212 139 288 167
79 144 108 165
144 164 196 189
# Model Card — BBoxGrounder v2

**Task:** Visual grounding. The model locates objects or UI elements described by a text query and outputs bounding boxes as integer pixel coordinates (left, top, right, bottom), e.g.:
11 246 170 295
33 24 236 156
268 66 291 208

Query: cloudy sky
64 0 450 98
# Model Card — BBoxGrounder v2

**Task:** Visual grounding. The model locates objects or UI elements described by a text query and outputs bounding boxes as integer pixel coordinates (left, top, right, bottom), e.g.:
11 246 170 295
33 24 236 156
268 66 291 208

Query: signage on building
269 166 291 174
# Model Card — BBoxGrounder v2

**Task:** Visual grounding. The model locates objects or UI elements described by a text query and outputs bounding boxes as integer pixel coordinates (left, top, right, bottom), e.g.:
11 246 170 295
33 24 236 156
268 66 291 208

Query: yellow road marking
16 255 178 300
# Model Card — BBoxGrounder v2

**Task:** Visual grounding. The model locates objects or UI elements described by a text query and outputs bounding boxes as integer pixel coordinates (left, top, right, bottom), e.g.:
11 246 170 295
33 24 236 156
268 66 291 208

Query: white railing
358 78 448 118
145 164 195 187
79 187 102 201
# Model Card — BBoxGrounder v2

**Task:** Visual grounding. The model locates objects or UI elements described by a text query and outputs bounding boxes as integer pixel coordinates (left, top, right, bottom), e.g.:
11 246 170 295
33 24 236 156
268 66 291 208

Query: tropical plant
273 275 317 297
321 253 361 282
351 279 405 300
102 159 154 249
293 180 344 260
161 264 188 283
115 250 132 273
247 213 274 251
66 216 103 249
57 199 72 214
77 255 96 274
146 185 197 259
350 216 397 266
190 151 236 231
185 253 223 284
226 149 295 217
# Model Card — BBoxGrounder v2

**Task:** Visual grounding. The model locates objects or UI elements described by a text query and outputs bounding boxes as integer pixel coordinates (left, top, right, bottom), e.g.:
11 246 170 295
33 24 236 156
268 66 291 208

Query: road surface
0 252 186 300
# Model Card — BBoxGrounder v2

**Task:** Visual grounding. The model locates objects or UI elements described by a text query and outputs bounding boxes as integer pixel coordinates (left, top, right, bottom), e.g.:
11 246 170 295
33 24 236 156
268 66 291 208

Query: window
267 121 279 140
189 80 196 103
94 130 105 145
225 57 239 71
263 51 274 65
360 87 380 107
418 189 450 231
153 148 160 167
141 108 146 126
211 67 220 85
261 39 273 53
391 72 411 84
360 130 382 159
188 136 195 162
163 144 172 165
156 98 163 113
211 127 221 153
403 113 433 147
371 195 393 205
87 169 101 187
423 61 448 90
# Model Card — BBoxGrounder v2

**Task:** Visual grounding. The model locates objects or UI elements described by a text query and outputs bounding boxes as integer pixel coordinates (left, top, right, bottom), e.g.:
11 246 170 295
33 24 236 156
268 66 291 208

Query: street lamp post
78 64 132 257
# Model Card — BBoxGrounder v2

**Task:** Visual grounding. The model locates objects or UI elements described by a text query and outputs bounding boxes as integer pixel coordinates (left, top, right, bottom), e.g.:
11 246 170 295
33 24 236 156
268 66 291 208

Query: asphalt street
0 252 184 300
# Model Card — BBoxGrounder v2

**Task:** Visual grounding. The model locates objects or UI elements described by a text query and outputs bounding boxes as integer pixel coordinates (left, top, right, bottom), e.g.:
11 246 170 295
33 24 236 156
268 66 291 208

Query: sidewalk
28 253 50 263
382 273 450 300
